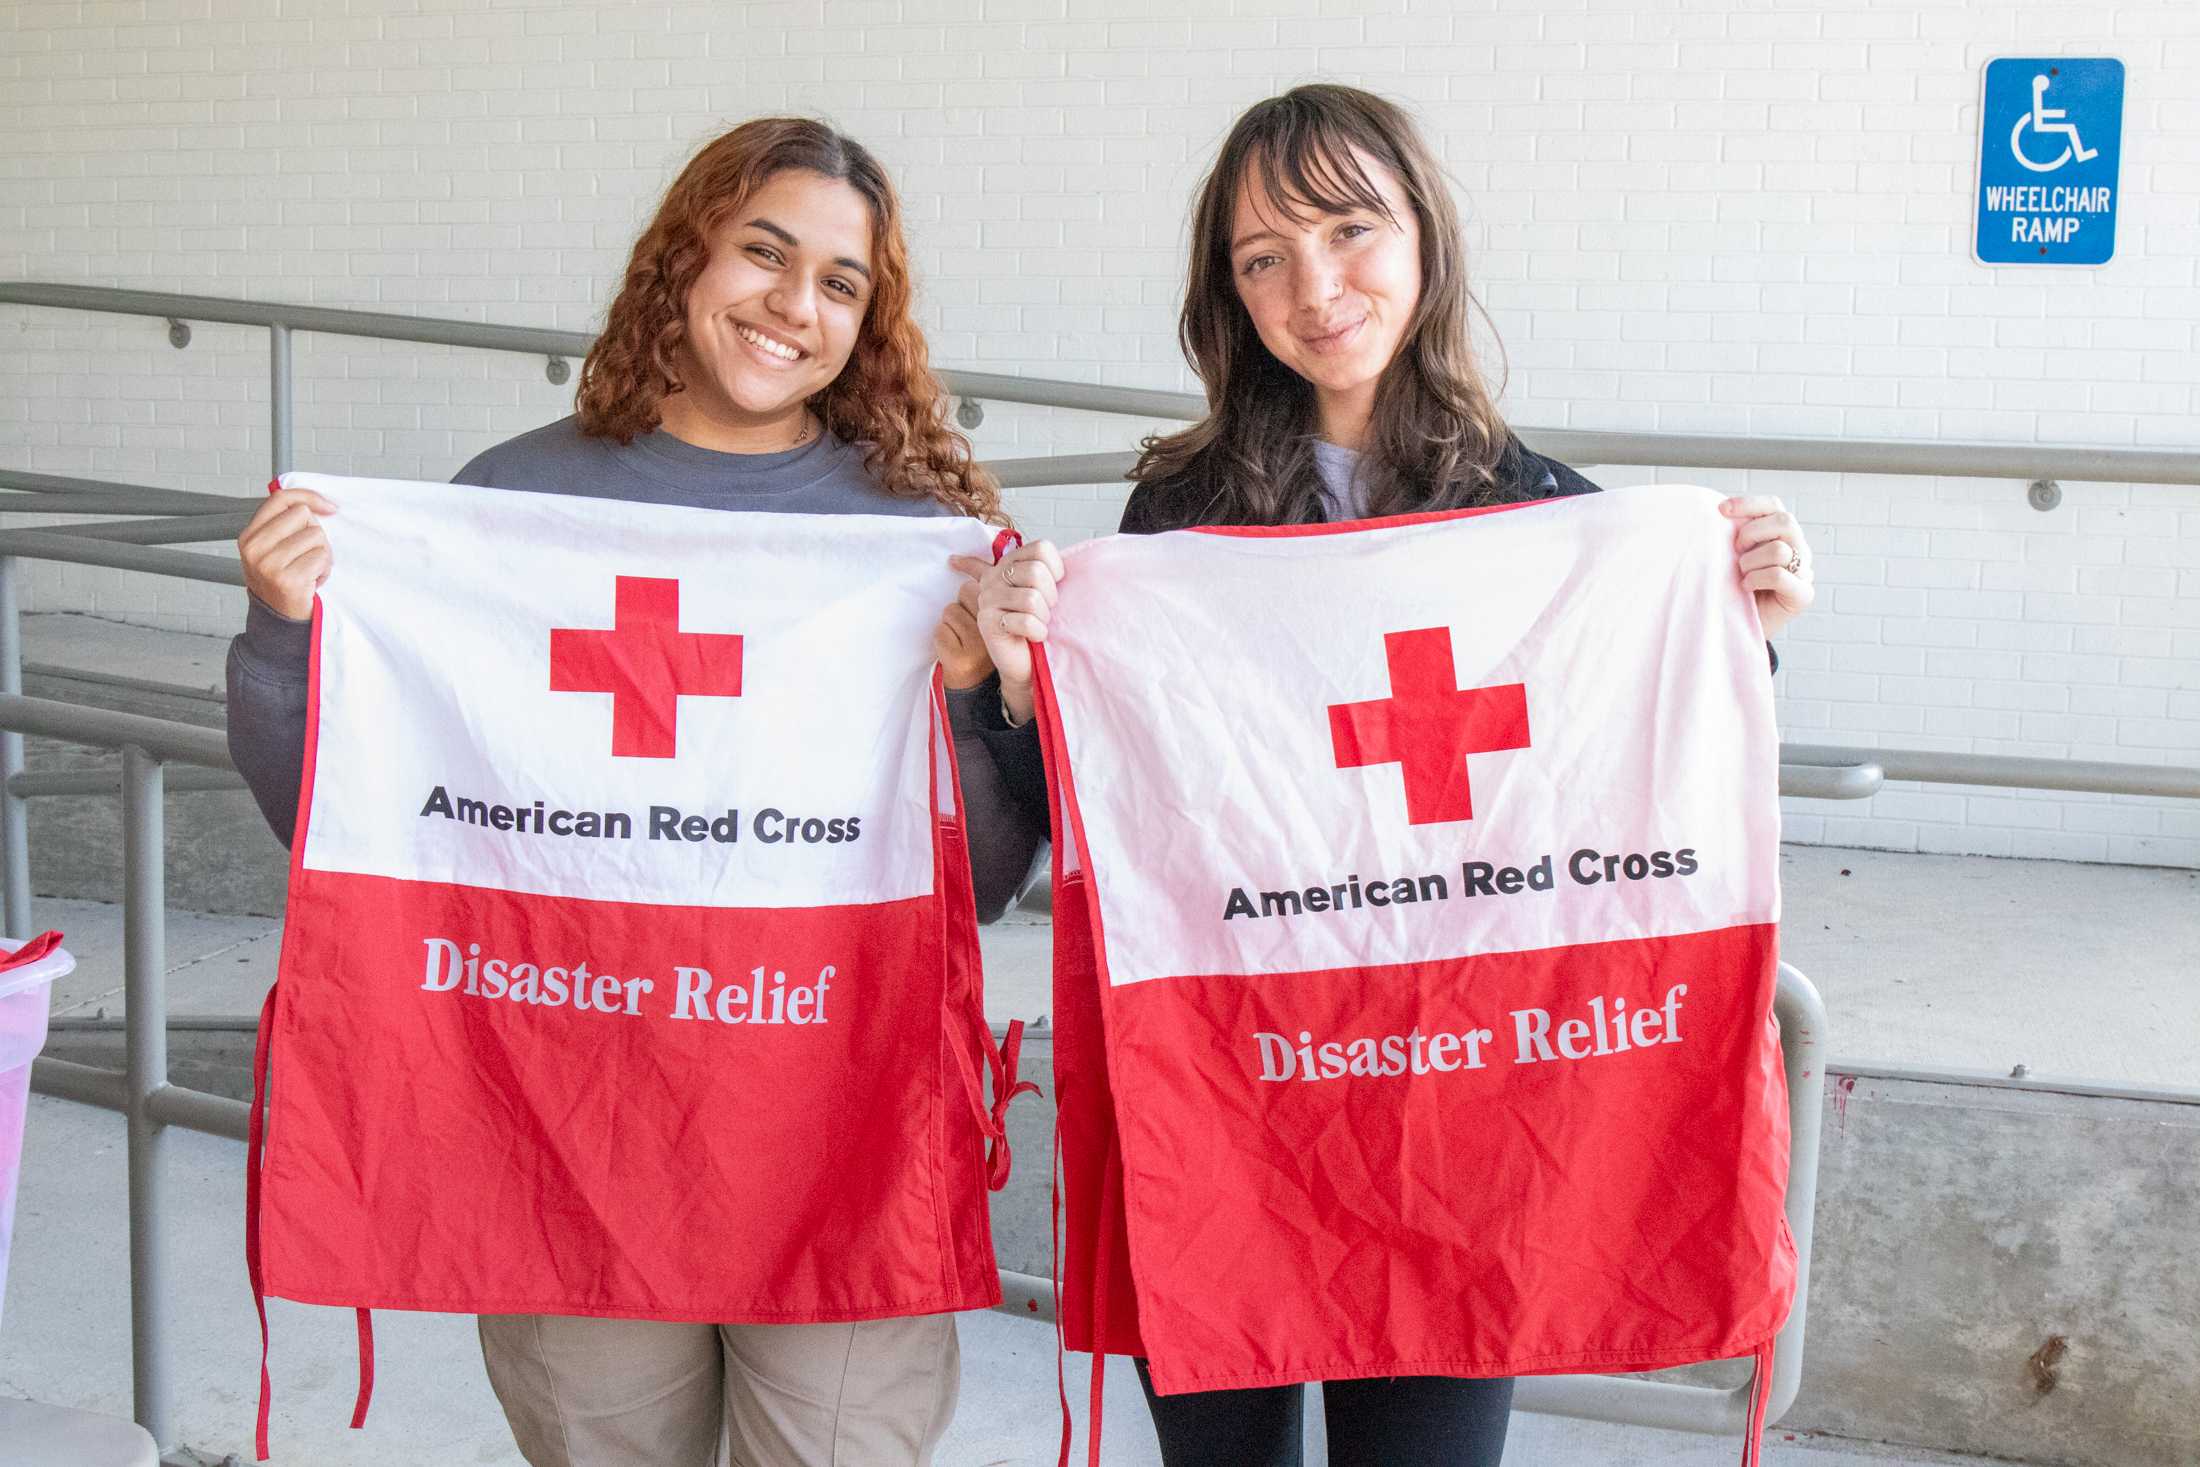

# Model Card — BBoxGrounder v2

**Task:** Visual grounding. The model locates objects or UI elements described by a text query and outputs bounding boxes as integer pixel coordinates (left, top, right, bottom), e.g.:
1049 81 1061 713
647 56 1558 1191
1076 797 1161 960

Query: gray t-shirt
1311 439 1371 522
451 415 945 516
1312 438 1562 522
223 414 1043 919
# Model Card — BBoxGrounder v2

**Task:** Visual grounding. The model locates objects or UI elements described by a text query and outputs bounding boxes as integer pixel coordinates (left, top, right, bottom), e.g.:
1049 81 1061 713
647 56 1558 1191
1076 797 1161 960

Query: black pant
1135 1361 1513 1467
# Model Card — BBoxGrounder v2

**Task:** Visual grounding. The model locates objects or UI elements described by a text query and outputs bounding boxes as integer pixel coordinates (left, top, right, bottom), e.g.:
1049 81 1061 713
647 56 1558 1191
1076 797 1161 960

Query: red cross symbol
1327 626 1530 825
548 576 743 759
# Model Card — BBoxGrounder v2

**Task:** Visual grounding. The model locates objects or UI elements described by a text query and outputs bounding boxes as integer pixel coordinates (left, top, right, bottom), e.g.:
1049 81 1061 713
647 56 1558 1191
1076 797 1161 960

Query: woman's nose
1294 258 1342 312
765 277 817 327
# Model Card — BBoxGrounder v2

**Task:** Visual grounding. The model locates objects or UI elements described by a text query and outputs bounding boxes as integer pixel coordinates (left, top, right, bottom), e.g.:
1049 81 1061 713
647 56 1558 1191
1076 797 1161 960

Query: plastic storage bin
0 933 74 1334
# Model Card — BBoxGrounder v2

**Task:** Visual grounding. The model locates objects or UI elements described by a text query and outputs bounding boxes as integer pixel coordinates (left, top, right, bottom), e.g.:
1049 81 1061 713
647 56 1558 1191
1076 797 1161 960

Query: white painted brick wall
1 0 2195 867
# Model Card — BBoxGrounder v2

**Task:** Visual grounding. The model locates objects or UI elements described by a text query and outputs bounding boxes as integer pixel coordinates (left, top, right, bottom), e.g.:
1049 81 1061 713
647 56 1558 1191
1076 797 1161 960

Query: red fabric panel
260 869 1000 1322
1110 924 1793 1393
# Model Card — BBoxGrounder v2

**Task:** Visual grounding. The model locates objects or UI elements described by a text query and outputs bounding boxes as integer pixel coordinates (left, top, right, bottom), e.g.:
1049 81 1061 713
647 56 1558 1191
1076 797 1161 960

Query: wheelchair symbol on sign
2009 72 2098 173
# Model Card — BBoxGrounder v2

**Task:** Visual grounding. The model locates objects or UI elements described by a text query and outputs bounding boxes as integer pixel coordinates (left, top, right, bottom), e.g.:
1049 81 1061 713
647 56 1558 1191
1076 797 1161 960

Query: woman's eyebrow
743 216 872 280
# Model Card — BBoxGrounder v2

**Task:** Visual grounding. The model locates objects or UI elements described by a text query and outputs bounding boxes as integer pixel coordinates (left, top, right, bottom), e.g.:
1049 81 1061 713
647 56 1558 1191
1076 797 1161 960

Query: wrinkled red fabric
248 645 1014 1451
0 930 63 975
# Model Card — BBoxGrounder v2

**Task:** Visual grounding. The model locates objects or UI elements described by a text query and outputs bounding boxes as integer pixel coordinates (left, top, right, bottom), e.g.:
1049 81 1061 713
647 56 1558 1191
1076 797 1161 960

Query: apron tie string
980 1018 1041 1191
246 986 276 1460
1739 1339 1776 1466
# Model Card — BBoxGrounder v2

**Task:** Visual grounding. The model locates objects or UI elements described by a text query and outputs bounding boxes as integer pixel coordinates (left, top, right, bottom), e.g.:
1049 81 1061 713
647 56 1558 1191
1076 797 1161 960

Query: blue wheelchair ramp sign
1976 58 2123 265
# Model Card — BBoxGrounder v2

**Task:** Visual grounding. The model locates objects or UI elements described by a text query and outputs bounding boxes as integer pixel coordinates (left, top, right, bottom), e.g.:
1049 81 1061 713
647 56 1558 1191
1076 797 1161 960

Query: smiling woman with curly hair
224 117 1043 1467
577 117 999 520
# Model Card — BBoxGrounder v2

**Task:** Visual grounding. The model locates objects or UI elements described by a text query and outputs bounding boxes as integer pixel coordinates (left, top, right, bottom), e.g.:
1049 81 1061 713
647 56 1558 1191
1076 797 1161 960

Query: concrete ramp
1800 1072 2198 1467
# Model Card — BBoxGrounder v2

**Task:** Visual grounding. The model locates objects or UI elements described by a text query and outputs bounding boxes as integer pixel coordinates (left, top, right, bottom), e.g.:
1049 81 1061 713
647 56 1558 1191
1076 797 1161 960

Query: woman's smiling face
1227 145 1423 416
676 168 876 424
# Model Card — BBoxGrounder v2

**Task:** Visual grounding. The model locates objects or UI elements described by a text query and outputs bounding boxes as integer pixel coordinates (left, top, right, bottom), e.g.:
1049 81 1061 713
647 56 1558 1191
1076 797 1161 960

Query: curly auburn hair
577 118 1001 522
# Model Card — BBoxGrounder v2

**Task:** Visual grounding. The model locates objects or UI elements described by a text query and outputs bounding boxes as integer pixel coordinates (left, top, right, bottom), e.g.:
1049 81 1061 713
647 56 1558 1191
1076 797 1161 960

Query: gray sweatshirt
224 415 1046 921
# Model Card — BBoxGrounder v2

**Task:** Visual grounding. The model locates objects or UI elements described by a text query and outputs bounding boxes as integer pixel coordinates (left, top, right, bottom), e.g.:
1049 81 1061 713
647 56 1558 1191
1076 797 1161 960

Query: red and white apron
1033 486 1795 1458
249 473 1028 1455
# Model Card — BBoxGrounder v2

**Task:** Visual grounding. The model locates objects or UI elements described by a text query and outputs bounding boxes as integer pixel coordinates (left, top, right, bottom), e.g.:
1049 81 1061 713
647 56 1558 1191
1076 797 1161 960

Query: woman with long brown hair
969 84 1815 1465
228 117 1043 1467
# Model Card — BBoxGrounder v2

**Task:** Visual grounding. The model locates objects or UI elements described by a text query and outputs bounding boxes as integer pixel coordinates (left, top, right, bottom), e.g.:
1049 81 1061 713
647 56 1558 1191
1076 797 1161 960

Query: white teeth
736 325 800 361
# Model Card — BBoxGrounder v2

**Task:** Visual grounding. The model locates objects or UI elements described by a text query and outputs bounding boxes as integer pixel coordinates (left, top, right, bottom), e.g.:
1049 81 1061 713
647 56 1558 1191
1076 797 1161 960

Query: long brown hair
577 118 1000 521
1132 85 1519 526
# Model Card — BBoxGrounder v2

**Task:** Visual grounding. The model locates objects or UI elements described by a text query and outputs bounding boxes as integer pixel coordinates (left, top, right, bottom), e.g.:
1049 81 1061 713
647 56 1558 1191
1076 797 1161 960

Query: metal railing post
122 744 173 1449
0 555 27 938
270 321 294 479
1765 963 1827 1420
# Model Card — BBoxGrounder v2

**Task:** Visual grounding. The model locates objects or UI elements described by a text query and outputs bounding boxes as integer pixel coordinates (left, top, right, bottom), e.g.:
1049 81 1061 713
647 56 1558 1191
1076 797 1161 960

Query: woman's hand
934 576 996 691
237 487 337 620
1720 496 1815 642
948 539 1064 725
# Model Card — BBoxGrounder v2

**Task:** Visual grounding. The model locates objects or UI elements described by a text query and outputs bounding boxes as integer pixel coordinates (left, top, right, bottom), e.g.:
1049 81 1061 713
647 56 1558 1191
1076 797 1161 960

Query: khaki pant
478 1312 959 1467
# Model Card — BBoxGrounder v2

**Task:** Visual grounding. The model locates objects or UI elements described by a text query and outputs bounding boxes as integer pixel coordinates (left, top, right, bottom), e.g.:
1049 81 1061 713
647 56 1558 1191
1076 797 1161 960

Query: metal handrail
10 282 2200 487
1781 761 1884 800
0 467 255 513
2 281 594 360
987 434 2200 489
63 512 256 546
0 695 231 767
1783 743 2200 800
0 529 240 586
10 766 245 797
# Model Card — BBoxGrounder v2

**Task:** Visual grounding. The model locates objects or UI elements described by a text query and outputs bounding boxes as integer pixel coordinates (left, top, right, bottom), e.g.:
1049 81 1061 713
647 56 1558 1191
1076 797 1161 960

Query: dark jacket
1119 433 1601 535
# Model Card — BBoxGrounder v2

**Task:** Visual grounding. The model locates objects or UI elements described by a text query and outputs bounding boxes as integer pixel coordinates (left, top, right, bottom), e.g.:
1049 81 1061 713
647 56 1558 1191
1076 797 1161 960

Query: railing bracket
546 355 571 386
2028 478 2062 511
164 319 190 350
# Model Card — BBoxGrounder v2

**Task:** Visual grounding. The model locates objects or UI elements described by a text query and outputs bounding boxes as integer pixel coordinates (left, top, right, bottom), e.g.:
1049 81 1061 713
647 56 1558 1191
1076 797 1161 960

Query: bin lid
0 1398 159 1467
0 934 73 1002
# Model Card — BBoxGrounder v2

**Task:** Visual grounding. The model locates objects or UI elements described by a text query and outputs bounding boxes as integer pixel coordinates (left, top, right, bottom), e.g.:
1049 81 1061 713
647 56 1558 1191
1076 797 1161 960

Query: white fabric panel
1040 486 1783 986
293 473 990 908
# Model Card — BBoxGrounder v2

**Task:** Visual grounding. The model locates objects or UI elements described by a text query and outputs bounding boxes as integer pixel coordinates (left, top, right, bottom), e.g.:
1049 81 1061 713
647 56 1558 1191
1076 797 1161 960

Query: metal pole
0 555 27 938
1784 742 2200 800
0 466 251 510
11 766 246 798
122 745 172 1450
0 530 245 587
64 510 259 545
1765 962 1828 1422
270 321 293 480
0 694 235 767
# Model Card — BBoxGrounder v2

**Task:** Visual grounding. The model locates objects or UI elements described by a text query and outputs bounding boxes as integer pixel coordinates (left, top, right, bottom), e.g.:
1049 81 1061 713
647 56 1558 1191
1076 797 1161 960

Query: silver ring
1784 552 1803 576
